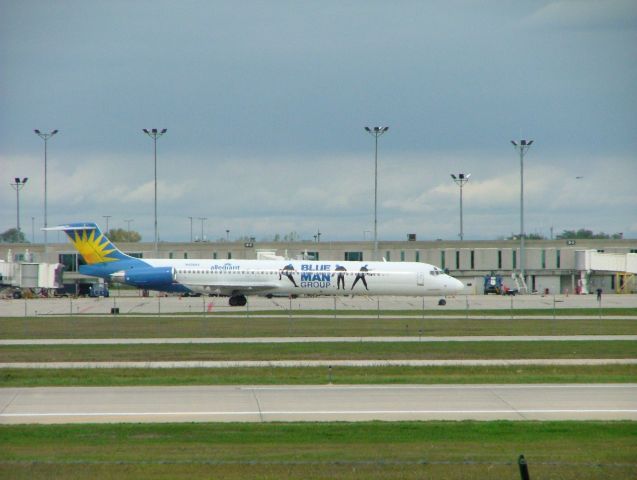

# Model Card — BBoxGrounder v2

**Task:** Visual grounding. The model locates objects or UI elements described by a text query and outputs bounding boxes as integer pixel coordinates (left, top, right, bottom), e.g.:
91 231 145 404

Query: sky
1 0 636 244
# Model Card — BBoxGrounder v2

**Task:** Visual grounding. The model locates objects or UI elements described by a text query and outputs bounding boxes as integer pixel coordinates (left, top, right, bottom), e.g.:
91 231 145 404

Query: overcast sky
1 0 636 243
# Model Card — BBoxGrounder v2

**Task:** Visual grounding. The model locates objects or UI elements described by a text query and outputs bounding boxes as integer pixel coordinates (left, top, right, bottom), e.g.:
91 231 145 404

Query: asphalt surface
1 384 635 424
1 293 636 316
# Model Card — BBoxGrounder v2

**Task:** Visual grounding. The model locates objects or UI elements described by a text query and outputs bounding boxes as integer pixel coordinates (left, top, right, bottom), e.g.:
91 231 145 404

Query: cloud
1 149 635 241
525 0 637 30
1 2 635 241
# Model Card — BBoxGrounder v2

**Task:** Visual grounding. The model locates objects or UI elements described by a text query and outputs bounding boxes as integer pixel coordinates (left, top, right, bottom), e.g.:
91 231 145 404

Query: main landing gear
229 294 247 307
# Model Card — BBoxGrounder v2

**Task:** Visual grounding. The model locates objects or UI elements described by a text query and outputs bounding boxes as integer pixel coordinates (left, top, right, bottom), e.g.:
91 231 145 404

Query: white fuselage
143 258 464 297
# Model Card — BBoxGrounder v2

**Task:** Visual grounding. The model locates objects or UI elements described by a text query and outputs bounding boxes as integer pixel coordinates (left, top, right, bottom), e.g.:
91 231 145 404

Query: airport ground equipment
88 283 109 297
483 271 503 294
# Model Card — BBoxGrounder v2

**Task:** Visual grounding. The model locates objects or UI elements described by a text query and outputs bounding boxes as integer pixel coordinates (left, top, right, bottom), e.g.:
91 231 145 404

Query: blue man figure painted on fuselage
279 263 299 288
333 264 347 290
351 264 370 290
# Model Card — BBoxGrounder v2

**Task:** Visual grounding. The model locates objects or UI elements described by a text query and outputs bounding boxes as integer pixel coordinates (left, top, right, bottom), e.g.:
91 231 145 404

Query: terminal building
1 237 636 295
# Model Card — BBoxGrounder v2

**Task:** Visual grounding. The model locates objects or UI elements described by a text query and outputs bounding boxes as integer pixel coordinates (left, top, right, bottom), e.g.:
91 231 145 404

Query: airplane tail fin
46 222 134 265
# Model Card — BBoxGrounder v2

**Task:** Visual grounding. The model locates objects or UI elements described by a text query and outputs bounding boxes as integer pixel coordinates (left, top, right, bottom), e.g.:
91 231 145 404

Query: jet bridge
0 260 64 291
575 250 637 294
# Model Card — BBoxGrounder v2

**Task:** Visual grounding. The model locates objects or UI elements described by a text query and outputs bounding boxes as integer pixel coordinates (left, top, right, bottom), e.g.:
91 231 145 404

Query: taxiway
1 384 636 424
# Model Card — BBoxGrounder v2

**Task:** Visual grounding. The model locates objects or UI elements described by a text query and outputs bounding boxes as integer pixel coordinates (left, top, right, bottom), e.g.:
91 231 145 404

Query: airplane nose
443 276 464 293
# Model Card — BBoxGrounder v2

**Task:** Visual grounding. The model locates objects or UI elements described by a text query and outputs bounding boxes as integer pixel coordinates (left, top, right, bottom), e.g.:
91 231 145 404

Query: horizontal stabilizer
43 225 97 231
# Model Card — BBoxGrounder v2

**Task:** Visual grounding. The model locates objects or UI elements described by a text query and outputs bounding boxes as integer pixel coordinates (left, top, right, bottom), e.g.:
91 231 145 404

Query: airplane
47 222 465 306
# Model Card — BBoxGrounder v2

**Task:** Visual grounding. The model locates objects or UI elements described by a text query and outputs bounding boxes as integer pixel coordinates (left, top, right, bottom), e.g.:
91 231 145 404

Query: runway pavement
1 293 636 316
1 384 635 424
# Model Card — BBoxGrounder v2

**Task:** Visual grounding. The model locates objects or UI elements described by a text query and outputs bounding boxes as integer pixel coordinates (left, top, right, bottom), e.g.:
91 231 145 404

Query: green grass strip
3 316 637 339
1 341 635 362
2 364 636 387
1 421 635 480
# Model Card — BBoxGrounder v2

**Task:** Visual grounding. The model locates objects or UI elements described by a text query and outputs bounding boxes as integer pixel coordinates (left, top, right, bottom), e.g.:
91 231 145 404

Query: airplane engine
117 267 176 288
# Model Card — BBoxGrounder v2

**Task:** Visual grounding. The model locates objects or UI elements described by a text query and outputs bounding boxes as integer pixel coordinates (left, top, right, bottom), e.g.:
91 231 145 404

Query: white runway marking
3 335 636 345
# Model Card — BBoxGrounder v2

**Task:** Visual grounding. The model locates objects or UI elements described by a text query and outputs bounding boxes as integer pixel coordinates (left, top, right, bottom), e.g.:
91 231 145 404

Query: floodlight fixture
364 125 390 260
451 172 471 240
10 176 29 238
143 128 168 256
511 138 534 292
34 129 59 255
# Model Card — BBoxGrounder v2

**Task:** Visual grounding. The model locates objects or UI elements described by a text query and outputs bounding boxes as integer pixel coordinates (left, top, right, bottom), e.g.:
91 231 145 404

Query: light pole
10 177 28 240
226 229 230 242
450 173 470 241
187 216 193 242
143 128 167 256
198 217 207 242
364 126 389 261
34 129 58 257
124 219 134 234
511 139 533 292
102 215 112 235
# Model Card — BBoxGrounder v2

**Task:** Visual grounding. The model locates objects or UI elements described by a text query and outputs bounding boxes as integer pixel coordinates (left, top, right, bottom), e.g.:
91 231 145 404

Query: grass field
2 315 637 339
2 308 634 480
1 421 635 479
135 306 637 317
1 340 635 362
2 364 636 387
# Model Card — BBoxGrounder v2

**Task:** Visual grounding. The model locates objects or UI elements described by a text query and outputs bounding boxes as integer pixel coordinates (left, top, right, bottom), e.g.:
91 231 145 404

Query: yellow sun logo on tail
70 229 118 264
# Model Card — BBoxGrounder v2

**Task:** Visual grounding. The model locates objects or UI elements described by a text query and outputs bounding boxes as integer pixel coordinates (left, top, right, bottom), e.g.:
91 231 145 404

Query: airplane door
417 271 425 286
